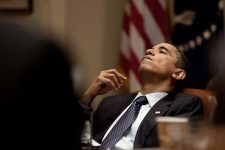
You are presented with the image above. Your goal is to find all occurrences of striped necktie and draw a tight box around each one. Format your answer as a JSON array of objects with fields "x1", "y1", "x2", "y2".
[{"x1": 101, "y1": 96, "x2": 148, "y2": 149}]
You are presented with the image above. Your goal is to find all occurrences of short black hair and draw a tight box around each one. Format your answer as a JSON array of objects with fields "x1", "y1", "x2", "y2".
[
  {"x1": 175, "y1": 47, "x2": 189, "y2": 73},
  {"x1": 173, "y1": 46, "x2": 190, "y2": 91}
]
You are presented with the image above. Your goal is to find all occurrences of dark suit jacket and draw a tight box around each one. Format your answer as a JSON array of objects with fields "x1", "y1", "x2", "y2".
[
  {"x1": 0, "y1": 22, "x2": 85, "y2": 149},
  {"x1": 93, "y1": 92, "x2": 203, "y2": 148}
]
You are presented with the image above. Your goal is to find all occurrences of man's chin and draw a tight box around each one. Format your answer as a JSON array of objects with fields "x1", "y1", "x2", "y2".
[
  {"x1": 138, "y1": 64, "x2": 153, "y2": 73},
  {"x1": 138, "y1": 68, "x2": 152, "y2": 78}
]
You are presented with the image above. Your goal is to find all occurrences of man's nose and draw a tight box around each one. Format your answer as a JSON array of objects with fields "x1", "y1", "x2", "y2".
[{"x1": 146, "y1": 49, "x2": 155, "y2": 56}]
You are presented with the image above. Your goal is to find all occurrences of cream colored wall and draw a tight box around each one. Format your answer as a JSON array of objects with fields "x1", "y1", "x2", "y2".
[
  {"x1": 1, "y1": 0, "x2": 126, "y2": 97},
  {"x1": 66, "y1": 0, "x2": 126, "y2": 94}
]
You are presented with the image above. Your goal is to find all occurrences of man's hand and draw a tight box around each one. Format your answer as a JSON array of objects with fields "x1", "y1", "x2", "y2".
[{"x1": 81, "y1": 69, "x2": 127, "y2": 106}]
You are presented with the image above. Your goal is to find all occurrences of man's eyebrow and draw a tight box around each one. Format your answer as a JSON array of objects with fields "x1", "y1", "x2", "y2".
[{"x1": 159, "y1": 46, "x2": 171, "y2": 54}]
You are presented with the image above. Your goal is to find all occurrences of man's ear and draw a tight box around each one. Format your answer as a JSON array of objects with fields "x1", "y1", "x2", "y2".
[{"x1": 172, "y1": 69, "x2": 186, "y2": 80}]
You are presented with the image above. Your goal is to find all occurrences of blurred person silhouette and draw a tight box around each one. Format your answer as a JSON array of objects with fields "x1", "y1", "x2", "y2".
[
  {"x1": 212, "y1": 63, "x2": 225, "y2": 125},
  {"x1": 206, "y1": 62, "x2": 225, "y2": 150},
  {"x1": 189, "y1": 32, "x2": 225, "y2": 150},
  {"x1": 0, "y1": 22, "x2": 85, "y2": 149},
  {"x1": 81, "y1": 43, "x2": 203, "y2": 149},
  {"x1": 210, "y1": 30, "x2": 225, "y2": 125}
]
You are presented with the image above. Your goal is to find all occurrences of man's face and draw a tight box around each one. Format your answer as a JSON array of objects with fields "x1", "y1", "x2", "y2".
[{"x1": 138, "y1": 43, "x2": 179, "y2": 78}]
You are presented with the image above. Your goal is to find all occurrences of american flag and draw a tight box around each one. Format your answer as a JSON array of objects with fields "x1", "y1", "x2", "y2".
[{"x1": 120, "y1": 0, "x2": 170, "y2": 92}]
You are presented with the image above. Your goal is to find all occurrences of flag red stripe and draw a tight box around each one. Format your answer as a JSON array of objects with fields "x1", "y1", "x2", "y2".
[
  {"x1": 144, "y1": 0, "x2": 169, "y2": 39},
  {"x1": 130, "y1": 1, "x2": 152, "y2": 49},
  {"x1": 119, "y1": 52, "x2": 129, "y2": 75},
  {"x1": 130, "y1": 49, "x2": 142, "y2": 84},
  {"x1": 122, "y1": 12, "x2": 130, "y2": 36}
]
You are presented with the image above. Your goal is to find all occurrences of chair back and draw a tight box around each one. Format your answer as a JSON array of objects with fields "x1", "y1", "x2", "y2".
[{"x1": 182, "y1": 88, "x2": 216, "y2": 122}]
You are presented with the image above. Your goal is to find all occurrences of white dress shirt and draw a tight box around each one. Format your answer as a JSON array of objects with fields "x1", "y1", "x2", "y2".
[{"x1": 94, "y1": 92, "x2": 168, "y2": 150}]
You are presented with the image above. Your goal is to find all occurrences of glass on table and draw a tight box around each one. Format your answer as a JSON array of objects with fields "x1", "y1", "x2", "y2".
[{"x1": 156, "y1": 116, "x2": 191, "y2": 150}]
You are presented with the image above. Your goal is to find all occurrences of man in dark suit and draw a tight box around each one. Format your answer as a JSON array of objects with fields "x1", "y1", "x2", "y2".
[
  {"x1": 0, "y1": 22, "x2": 85, "y2": 149},
  {"x1": 81, "y1": 43, "x2": 203, "y2": 149}
]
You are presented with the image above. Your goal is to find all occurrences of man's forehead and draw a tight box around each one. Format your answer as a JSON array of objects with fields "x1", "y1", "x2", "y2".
[{"x1": 155, "y1": 43, "x2": 177, "y2": 52}]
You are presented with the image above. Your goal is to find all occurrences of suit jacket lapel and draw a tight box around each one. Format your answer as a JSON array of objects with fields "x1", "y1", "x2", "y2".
[
  {"x1": 93, "y1": 93, "x2": 138, "y2": 142},
  {"x1": 134, "y1": 94, "x2": 174, "y2": 147},
  {"x1": 113, "y1": 93, "x2": 137, "y2": 116}
]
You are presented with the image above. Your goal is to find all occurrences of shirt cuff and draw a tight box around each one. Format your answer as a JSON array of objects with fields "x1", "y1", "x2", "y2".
[{"x1": 79, "y1": 101, "x2": 93, "y2": 114}]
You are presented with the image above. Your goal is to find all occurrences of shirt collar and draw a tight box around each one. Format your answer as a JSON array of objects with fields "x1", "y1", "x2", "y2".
[{"x1": 134, "y1": 92, "x2": 168, "y2": 107}]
